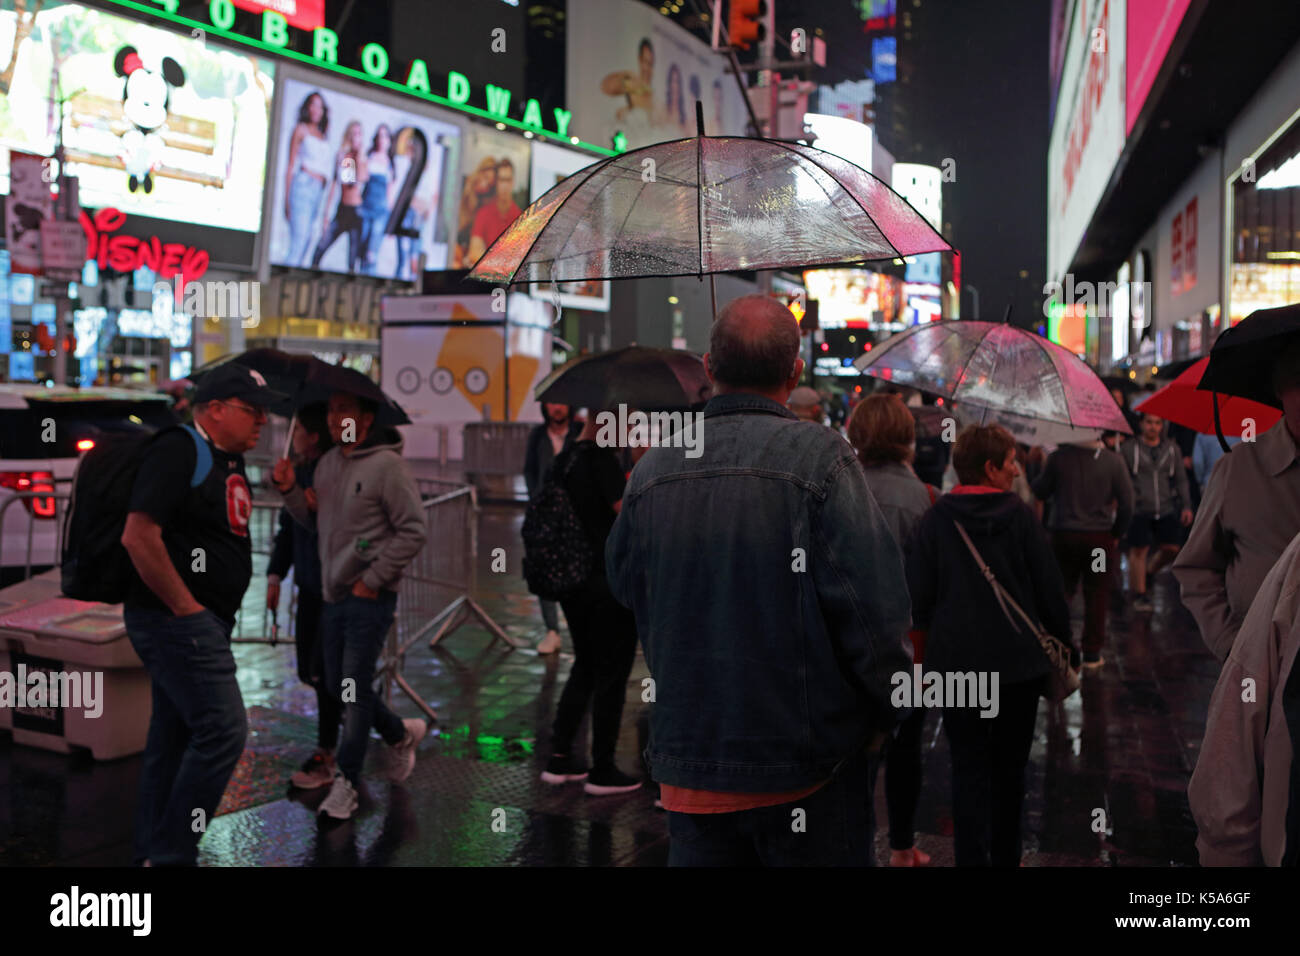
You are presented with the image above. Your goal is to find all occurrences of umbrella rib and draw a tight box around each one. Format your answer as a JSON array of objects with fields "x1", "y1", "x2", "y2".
[
  {"x1": 955, "y1": 323, "x2": 999, "y2": 401},
  {"x1": 783, "y1": 141, "x2": 953, "y2": 254},
  {"x1": 696, "y1": 136, "x2": 705, "y2": 276},
  {"x1": 1026, "y1": 333, "x2": 1075, "y2": 426},
  {"x1": 761, "y1": 140, "x2": 904, "y2": 259}
]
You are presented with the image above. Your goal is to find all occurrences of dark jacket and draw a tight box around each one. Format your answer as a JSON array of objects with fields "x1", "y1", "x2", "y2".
[
  {"x1": 524, "y1": 419, "x2": 582, "y2": 499},
  {"x1": 606, "y1": 392, "x2": 913, "y2": 793},
  {"x1": 268, "y1": 458, "x2": 322, "y2": 596},
  {"x1": 907, "y1": 489, "x2": 1074, "y2": 685},
  {"x1": 1032, "y1": 442, "x2": 1135, "y2": 537},
  {"x1": 1120, "y1": 436, "x2": 1191, "y2": 517}
]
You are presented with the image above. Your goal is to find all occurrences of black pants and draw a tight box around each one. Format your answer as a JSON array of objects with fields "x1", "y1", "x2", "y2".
[
  {"x1": 942, "y1": 678, "x2": 1041, "y2": 866},
  {"x1": 311, "y1": 204, "x2": 364, "y2": 272},
  {"x1": 885, "y1": 707, "x2": 926, "y2": 850},
  {"x1": 294, "y1": 588, "x2": 341, "y2": 751},
  {"x1": 554, "y1": 576, "x2": 637, "y2": 767},
  {"x1": 667, "y1": 752, "x2": 877, "y2": 866}
]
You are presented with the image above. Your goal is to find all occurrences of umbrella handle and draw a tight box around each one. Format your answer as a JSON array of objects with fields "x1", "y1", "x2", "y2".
[
  {"x1": 282, "y1": 410, "x2": 297, "y2": 461},
  {"x1": 1212, "y1": 392, "x2": 1231, "y2": 454}
]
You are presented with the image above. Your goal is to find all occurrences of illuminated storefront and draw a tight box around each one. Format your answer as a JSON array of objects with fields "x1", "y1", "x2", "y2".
[{"x1": 1228, "y1": 115, "x2": 1300, "y2": 323}]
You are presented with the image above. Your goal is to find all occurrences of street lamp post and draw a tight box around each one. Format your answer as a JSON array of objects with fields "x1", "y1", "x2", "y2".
[{"x1": 964, "y1": 284, "x2": 980, "y2": 320}]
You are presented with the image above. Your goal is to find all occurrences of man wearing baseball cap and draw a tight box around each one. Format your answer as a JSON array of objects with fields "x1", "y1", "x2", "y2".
[{"x1": 120, "y1": 363, "x2": 285, "y2": 866}]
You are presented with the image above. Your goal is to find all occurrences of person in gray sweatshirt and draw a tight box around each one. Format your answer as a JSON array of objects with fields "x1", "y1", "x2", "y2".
[
  {"x1": 1119, "y1": 414, "x2": 1193, "y2": 611},
  {"x1": 1032, "y1": 439, "x2": 1134, "y2": 669},
  {"x1": 273, "y1": 390, "x2": 429, "y2": 821}
]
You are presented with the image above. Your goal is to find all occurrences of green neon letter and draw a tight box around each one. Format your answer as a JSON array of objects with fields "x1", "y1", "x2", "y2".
[
  {"x1": 552, "y1": 108, "x2": 572, "y2": 138},
  {"x1": 522, "y1": 98, "x2": 543, "y2": 128},
  {"x1": 447, "y1": 71, "x2": 471, "y2": 105},
  {"x1": 361, "y1": 43, "x2": 389, "y2": 79},
  {"x1": 312, "y1": 27, "x2": 338, "y2": 64},
  {"x1": 209, "y1": 0, "x2": 235, "y2": 30},
  {"x1": 485, "y1": 84, "x2": 512, "y2": 118},
  {"x1": 405, "y1": 59, "x2": 430, "y2": 93},
  {"x1": 263, "y1": 11, "x2": 288, "y2": 48}
]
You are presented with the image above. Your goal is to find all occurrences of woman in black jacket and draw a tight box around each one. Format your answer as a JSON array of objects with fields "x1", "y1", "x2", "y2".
[{"x1": 905, "y1": 424, "x2": 1075, "y2": 867}]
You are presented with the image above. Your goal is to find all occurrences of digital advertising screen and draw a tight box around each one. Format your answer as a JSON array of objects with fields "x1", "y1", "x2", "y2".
[
  {"x1": 450, "y1": 125, "x2": 531, "y2": 271},
  {"x1": 566, "y1": 0, "x2": 752, "y2": 151},
  {"x1": 526, "y1": 140, "x2": 609, "y2": 312},
  {"x1": 0, "y1": 0, "x2": 276, "y2": 233},
  {"x1": 268, "y1": 74, "x2": 460, "y2": 279}
]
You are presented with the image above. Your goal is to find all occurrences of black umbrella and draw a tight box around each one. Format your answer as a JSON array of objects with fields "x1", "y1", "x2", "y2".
[
  {"x1": 191, "y1": 348, "x2": 410, "y2": 426},
  {"x1": 1199, "y1": 302, "x2": 1300, "y2": 408},
  {"x1": 535, "y1": 346, "x2": 711, "y2": 411},
  {"x1": 1197, "y1": 301, "x2": 1300, "y2": 449}
]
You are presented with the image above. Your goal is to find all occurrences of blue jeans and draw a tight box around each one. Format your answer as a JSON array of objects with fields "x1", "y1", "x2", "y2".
[
  {"x1": 322, "y1": 592, "x2": 405, "y2": 783},
  {"x1": 124, "y1": 607, "x2": 247, "y2": 866},
  {"x1": 665, "y1": 751, "x2": 878, "y2": 866},
  {"x1": 286, "y1": 170, "x2": 325, "y2": 266},
  {"x1": 359, "y1": 208, "x2": 389, "y2": 275}
]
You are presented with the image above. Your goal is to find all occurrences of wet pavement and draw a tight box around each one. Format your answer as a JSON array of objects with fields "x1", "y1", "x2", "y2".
[{"x1": 0, "y1": 502, "x2": 1216, "y2": 866}]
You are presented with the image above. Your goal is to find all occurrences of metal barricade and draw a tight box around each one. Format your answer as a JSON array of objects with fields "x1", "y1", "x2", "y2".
[
  {"x1": 0, "y1": 490, "x2": 71, "y2": 581},
  {"x1": 462, "y1": 422, "x2": 531, "y2": 500},
  {"x1": 379, "y1": 481, "x2": 521, "y2": 722}
]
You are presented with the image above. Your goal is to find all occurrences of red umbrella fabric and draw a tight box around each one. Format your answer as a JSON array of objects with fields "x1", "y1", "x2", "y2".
[{"x1": 1135, "y1": 357, "x2": 1282, "y2": 436}]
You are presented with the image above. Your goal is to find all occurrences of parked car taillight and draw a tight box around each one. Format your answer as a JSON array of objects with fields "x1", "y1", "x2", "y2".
[{"x1": 0, "y1": 471, "x2": 56, "y2": 518}]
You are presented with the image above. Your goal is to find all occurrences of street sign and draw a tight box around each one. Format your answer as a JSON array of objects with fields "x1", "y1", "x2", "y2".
[{"x1": 40, "y1": 220, "x2": 87, "y2": 280}]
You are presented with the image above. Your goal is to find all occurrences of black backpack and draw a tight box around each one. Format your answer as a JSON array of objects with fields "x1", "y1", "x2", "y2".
[
  {"x1": 61, "y1": 425, "x2": 212, "y2": 604},
  {"x1": 521, "y1": 451, "x2": 595, "y2": 600}
]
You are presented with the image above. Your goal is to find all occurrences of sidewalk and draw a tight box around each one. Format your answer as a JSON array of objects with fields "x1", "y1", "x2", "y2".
[{"x1": 0, "y1": 504, "x2": 1214, "y2": 866}]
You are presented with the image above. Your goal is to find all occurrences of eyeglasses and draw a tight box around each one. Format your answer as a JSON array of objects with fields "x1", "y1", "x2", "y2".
[{"x1": 219, "y1": 399, "x2": 267, "y2": 423}]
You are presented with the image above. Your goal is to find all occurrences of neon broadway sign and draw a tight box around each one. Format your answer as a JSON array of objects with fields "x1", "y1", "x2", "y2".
[{"x1": 106, "y1": 0, "x2": 616, "y2": 154}]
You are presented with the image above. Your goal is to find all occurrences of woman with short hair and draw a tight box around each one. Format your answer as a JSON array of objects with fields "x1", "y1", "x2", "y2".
[
  {"x1": 847, "y1": 393, "x2": 937, "y2": 867},
  {"x1": 905, "y1": 424, "x2": 1075, "y2": 866}
]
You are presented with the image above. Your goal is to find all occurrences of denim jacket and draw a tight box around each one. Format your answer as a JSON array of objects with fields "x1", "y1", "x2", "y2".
[{"x1": 605, "y1": 392, "x2": 913, "y2": 792}]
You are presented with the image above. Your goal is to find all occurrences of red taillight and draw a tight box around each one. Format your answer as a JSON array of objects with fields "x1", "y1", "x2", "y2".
[
  {"x1": 0, "y1": 471, "x2": 56, "y2": 518},
  {"x1": 76, "y1": 439, "x2": 95, "y2": 452}
]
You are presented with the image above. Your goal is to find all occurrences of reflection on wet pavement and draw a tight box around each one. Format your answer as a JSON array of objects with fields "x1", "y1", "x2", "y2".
[{"x1": 0, "y1": 505, "x2": 1214, "y2": 865}]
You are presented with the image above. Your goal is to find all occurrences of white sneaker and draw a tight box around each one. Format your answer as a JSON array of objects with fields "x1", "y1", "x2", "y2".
[
  {"x1": 388, "y1": 718, "x2": 428, "y2": 782},
  {"x1": 319, "y1": 771, "x2": 358, "y2": 820}
]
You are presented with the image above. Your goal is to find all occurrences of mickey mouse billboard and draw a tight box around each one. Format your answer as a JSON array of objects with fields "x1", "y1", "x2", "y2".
[{"x1": 0, "y1": 1, "x2": 275, "y2": 232}]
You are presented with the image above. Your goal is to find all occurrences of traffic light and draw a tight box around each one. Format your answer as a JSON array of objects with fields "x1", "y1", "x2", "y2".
[{"x1": 729, "y1": 0, "x2": 768, "y2": 50}]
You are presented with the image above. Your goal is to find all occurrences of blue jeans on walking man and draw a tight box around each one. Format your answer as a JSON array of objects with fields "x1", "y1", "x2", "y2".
[
  {"x1": 322, "y1": 591, "x2": 406, "y2": 783},
  {"x1": 125, "y1": 607, "x2": 247, "y2": 866}
]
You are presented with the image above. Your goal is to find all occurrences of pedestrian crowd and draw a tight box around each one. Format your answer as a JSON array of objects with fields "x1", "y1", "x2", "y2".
[{"x1": 113, "y1": 296, "x2": 1300, "y2": 867}]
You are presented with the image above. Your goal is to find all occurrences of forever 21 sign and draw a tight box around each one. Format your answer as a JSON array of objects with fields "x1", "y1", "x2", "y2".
[{"x1": 263, "y1": 275, "x2": 401, "y2": 326}]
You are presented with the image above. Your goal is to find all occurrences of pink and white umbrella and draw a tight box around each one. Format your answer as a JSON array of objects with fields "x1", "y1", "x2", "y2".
[{"x1": 854, "y1": 321, "x2": 1132, "y2": 445}]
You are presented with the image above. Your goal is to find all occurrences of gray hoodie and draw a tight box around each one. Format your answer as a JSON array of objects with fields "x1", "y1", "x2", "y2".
[
  {"x1": 282, "y1": 426, "x2": 427, "y2": 603},
  {"x1": 1119, "y1": 436, "x2": 1190, "y2": 517}
]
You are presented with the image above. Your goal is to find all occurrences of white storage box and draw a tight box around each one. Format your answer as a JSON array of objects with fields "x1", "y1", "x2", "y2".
[{"x1": 0, "y1": 588, "x2": 149, "y2": 760}]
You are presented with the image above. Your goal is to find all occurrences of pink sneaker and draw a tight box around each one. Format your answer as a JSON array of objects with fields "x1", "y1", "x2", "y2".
[{"x1": 290, "y1": 748, "x2": 336, "y2": 789}]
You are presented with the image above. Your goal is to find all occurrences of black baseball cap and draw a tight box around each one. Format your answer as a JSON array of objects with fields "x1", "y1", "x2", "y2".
[{"x1": 194, "y1": 363, "x2": 288, "y2": 407}]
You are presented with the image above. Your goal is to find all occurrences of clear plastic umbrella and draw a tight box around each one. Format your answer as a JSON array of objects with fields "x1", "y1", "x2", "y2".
[
  {"x1": 854, "y1": 322, "x2": 1131, "y2": 444},
  {"x1": 469, "y1": 115, "x2": 951, "y2": 287}
]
